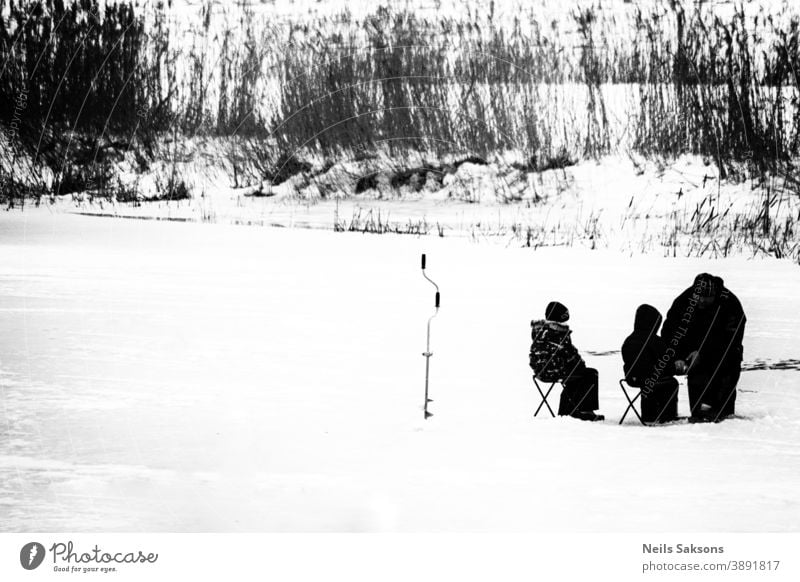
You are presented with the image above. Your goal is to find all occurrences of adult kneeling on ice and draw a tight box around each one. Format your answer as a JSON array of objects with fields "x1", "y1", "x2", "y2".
[
  {"x1": 621, "y1": 304, "x2": 687, "y2": 423},
  {"x1": 529, "y1": 301, "x2": 604, "y2": 421},
  {"x1": 661, "y1": 273, "x2": 746, "y2": 422}
]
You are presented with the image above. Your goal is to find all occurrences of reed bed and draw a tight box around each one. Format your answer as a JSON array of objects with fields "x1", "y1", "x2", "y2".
[{"x1": 1, "y1": 0, "x2": 799, "y2": 256}]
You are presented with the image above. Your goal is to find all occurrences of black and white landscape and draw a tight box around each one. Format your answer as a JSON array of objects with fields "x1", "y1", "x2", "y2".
[{"x1": 0, "y1": 0, "x2": 799, "y2": 532}]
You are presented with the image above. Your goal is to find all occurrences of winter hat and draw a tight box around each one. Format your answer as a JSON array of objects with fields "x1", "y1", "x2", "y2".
[
  {"x1": 693, "y1": 273, "x2": 719, "y2": 298},
  {"x1": 633, "y1": 304, "x2": 662, "y2": 332},
  {"x1": 545, "y1": 301, "x2": 570, "y2": 323}
]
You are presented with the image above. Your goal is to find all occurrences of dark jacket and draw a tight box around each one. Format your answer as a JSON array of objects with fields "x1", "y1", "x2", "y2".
[
  {"x1": 661, "y1": 278, "x2": 746, "y2": 373},
  {"x1": 622, "y1": 304, "x2": 680, "y2": 389},
  {"x1": 529, "y1": 319, "x2": 584, "y2": 382}
]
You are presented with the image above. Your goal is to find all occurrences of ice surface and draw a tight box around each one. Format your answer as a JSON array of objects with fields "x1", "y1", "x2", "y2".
[{"x1": 0, "y1": 212, "x2": 798, "y2": 531}]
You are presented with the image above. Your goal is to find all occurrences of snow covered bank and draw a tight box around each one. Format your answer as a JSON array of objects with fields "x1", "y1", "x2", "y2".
[
  {"x1": 53, "y1": 152, "x2": 800, "y2": 260},
  {"x1": 0, "y1": 212, "x2": 798, "y2": 531}
]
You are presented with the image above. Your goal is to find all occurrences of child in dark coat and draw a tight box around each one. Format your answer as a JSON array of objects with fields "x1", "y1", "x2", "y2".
[
  {"x1": 530, "y1": 301, "x2": 603, "y2": 421},
  {"x1": 621, "y1": 304, "x2": 687, "y2": 423}
]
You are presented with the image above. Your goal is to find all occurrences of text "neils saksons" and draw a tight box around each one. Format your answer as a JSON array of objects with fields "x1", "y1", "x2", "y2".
[
  {"x1": 50, "y1": 542, "x2": 158, "y2": 564},
  {"x1": 644, "y1": 544, "x2": 724, "y2": 554}
]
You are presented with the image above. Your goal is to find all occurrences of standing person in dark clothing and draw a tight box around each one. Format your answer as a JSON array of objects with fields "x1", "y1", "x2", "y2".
[
  {"x1": 661, "y1": 274, "x2": 746, "y2": 422},
  {"x1": 621, "y1": 304, "x2": 688, "y2": 423},
  {"x1": 529, "y1": 301, "x2": 604, "y2": 421}
]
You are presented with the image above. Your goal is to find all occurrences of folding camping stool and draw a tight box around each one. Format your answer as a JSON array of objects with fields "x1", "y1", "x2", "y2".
[
  {"x1": 532, "y1": 375, "x2": 560, "y2": 418},
  {"x1": 618, "y1": 379, "x2": 646, "y2": 425}
]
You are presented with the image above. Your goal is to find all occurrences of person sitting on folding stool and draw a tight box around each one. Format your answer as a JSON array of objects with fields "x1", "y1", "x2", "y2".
[
  {"x1": 529, "y1": 301, "x2": 604, "y2": 421},
  {"x1": 621, "y1": 304, "x2": 687, "y2": 423}
]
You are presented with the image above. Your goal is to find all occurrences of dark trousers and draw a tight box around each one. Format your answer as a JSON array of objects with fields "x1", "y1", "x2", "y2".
[
  {"x1": 641, "y1": 378, "x2": 679, "y2": 423},
  {"x1": 688, "y1": 366, "x2": 741, "y2": 420},
  {"x1": 559, "y1": 366, "x2": 599, "y2": 415}
]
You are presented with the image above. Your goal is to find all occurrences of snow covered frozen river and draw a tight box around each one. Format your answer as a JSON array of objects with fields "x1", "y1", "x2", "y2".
[{"x1": 1, "y1": 212, "x2": 798, "y2": 531}]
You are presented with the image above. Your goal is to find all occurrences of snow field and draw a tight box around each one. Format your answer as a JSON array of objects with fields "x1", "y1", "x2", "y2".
[{"x1": 0, "y1": 211, "x2": 798, "y2": 531}]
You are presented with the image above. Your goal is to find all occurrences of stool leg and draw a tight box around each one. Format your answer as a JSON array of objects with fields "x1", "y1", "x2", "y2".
[
  {"x1": 619, "y1": 380, "x2": 630, "y2": 424},
  {"x1": 533, "y1": 379, "x2": 556, "y2": 418},
  {"x1": 542, "y1": 383, "x2": 556, "y2": 417},
  {"x1": 632, "y1": 391, "x2": 644, "y2": 424},
  {"x1": 619, "y1": 381, "x2": 645, "y2": 425}
]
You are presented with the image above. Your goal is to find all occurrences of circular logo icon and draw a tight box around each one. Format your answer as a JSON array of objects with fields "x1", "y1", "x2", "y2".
[{"x1": 20, "y1": 542, "x2": 46, "y2": 570}]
